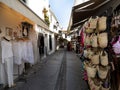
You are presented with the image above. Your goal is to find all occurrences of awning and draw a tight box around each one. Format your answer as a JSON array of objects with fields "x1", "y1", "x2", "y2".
[{"x1": 71, "y1": 0, "x2": 112, "y2": 29}]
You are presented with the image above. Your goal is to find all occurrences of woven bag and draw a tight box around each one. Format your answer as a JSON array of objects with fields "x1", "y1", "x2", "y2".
[
  {"x1": 85, "y1": 28, "x2": 94, "y2": 34},
  {"x1": 98, "y1": 33, "x2": 108, "y2": 48},
  {"x1": 101, "y1": 86, "x2": 110, "y2": 90},
  {"x1": 92, "y1": 83, "x2": 100, "y2": 90},
  {"x1": 98, "y1": 16, "x2": 107, "y2": 31},
  {"x1": 91, "y1": 78, "x2": 101, "y2": 90},
  {"x1": 98, "y1": 66, "x2": 108, "y2": 79},
  {"x1": 91, "y1": 34, "x2": 98, "y2": 47},
  {"x1": 86, "y1": 64, "x2": 97, "y2": 78},
  {"x1": 85, "y1": 35, "x2": 91, "y2": 46},
  {"x1": 89, "y1": 17, "x2": 98, "y2": 29},
  {"x1": 87, "y1": 49, "x2": 93, "y2": 59},
  {"x1": 100, "y1": 51, "x2": 108, "y2": 66},
  {"x1": 91, "y1": 52, "x2": 100, "y2": 65}
]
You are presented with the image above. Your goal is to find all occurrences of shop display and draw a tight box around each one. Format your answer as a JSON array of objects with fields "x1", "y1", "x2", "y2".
[
  {"x1": 98, "y1": 16, "x2": 107, "y2": 31},
  {"x1": 0, "y1": 22, "x2": 34, "y2": 88},
  {"x1": 77, "y1": 15, "x2": 112, "y2": 90}
]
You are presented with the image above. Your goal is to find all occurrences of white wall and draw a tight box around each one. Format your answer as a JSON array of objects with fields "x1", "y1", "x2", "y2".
[
  {"x1": 0, "y1": 0, "x2": 49, "y2": 30},
  {"x1": 49, "y1": 12, "x2": 59, "y2": 34},
  {"x1": 27, "y1": 0, "x2": 49, "y2": 20}
]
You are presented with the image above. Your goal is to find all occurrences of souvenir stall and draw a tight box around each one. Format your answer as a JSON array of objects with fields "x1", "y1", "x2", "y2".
[
  {"x1": 80, "y1": 6, "x2": 120, "y2": 89},
  {"x1": 0, "y1": 5, "x2": 35, "y2": 88},
  {"x1": 70, "y1": 0, "x2": 120, "y2": 89},
  {"x1": 83, "y1": 15, "x2": 111, "y2": 90},
  {"x1": 0, "y1": 22, "x2": 35, "y2": 88}
]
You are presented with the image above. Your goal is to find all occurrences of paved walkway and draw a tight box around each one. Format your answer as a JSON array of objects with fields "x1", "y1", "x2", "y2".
[{"x1": 5, "y1": 49, "x2": 88, "y2": 90}]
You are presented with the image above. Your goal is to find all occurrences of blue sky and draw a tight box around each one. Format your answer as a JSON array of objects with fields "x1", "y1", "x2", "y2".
[{"x1": 49, "y1": 0, "x2": 74, "y2": 30}]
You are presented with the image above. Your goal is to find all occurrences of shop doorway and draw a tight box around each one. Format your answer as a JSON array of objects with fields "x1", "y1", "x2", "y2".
[
  {"x1": 38, "y1": 33, "x2": 45, "y2": 57},
  {"x1": 49, "y1": 35, "x2": 52, "y2": 50}
]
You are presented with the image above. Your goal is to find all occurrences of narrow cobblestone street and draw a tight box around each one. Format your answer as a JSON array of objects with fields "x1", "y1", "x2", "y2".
[{"x1": 5, "y1": 49, "x2": 88, "y2": 90}]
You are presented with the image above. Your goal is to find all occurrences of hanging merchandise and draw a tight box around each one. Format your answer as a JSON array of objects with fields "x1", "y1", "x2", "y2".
[
  {"x1": 85, "y1": 62, "x2": 97, "y2": 78},
  {"x1": 80, "y1": 13, "x2": 112, "y2": 89},
  {"x1": 85, "y1": 28, "x2": 94, "y2": 34},
  {"x1": 101, "y1": 78, "x2": 110, "y2": 90},
  {"x1": 100, "y1": 51, "x2": 108, "y2": 66},
  {"x1": 12, "y1": 41, "x2": 22, "y2": 65},
  {"x1": 92, "y1": 78, "x2": 101, "y2": 90},
  {"x1": 97, "y1": 66, "x2": 109, "y2": 80},
  {"x1": 101, "y1": 86, "x2": 110, "y2": 90},
  {"x1": 91, "y1": 52, "x2": 100, "y2": 65},
  {"x1": 112, "y1": 36, "x2": 120, "y2": 54},
  {"x1": 1, "y1": 39, "x2": 14, "y2": 88},
  {"x1": 22, "y1": 40, "x2": 34, "y2": 64},
  {"x1": 91, "y1": 34, "x2": 98, "y2": 48},
  {"x1": 84, "y1": 35, "x2": 91, "y2": 46},
  {"x1": 98, "y1": 16, "x2": 107, "y2": 32},
  {"x1": 87, "y1": 49, "x2": 94, "y2": 60},
  {"x1": 26, "y1": 41, "x2": 34, "y2": 64},
  {"x1": 98, "y1": 33, "x2": 108, "y2": 48},
  {"x1": 89, "y1": 16, "x2": 98, "y2": 29},
  {"x1": 85, "y1": 21, "x2": 94, "y2": 34}
]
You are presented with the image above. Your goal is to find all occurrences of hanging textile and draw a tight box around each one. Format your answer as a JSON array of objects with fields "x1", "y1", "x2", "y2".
[
  {"x1": 12, "y1": 41, "x2": 22, "y2": 65},
  {"x1": 0, "y1": 40, "x2": 14, "y2": 87},
  {"x1": 26, "y1": 41, "x2": 34, "y2": 64}
]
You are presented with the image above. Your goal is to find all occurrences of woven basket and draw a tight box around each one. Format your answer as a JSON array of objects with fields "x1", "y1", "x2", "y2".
[
  {"x1": 98, "y1": 16, "x2": 107, "y2": 32},
  {"x1": 98, "y1": 33, "x2": 108, "y2": 48},
  {"x1": 100, "y1": 51, "x2": 108, "y2": 66},
  {"x1": 85, "y1": 35, "x2": 91, "y2": 46},
  {"x1": 89, "y1": 17, "x2": 98, "y2": 29},
  {"x1": 91, "y1": 53, "x2": 100, "y2": 65},
  {"x1": 86, "y1": 64, "x2": 97, "y2": 78},
  {"x1": 85, "y1": 28, "x2": 94, "y2": 34},
  {"x1": 92, "y1": 34, "x2": 98, "y2": 48},
  {"x1": 92, "y1": 78, "x2": 101, "y2": 90},
  {"x1": 101, "y1": 86, "x2": 110, "y2": 90},
  {"x1": 87, "y1": 49, "x2": 93, "y2": 59},
  {"x1": 98, "y1": 66, "x2": 108, "y2": 79}
]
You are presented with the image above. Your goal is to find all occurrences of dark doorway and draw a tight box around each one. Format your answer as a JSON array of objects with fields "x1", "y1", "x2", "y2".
[
  {"x1": 38, "y1": 33, "x2": 45, "y2": 56},
  {"x1": 49, "y1": 35, "x2": 52, "y2": 50}
]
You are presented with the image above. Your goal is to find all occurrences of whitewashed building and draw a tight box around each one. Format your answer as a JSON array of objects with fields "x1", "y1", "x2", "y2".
[
  {"x1": 25, "y1": 0, "x2": 60, "y2": 55},
  {"x1": 0, "y1": 0, "x2": 60, "y2": 87}
]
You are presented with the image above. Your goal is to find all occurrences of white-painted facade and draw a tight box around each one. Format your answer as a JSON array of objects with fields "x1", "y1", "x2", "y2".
[
  {"x1": 25, "y1": 0, "x2": 60, "y2": 55},
  {"x1": 0, "y1": 0, "x2": 60, "y2": 87}
]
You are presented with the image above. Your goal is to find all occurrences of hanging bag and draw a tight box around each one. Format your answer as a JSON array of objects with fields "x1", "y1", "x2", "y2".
[
  {"x1": 91, "y1": 52, "x2": 100, "y2": 65},
  {"x1": 100, "y1": 51, "x2": 108, "y2": 66},
  {"x1": 101, "y1": 86, "x2": 110, "y2": 90},
  {"x1": 98, "y1": 33, "x2": 108, "y2": 48},
  {"x1": 85, "y1": 28, "x2": 94, "y2": 34},
  {"x1": 98, "y1": 16, "x2": 107, "y2": 32},
  {"x1": 85, "y1": 20, "x2": 94, "y2": 33},
  {"x1": 91, "y1": 34, "x2": 98, "y2": 47},
  {"x1": 87, "y1": 49, "x2": 93, "y2": 59},
  {"x1": 98, "y1": 66, "x2": 109, "y2": 79},
  {"x1": 92, "y1": 78, "x2": 101, "y2": 90},
  {"x1": 85, "y1": 35, "x2": 91, "y2": 46},
  {"x1": 101, "y1": 70, "x2": 110, "y2": 90},
  {"x1": 89, "y1": 17, "x2": 98, "y2": 29},
  {"x1": 86, "y1": 64, "x2": 97, "y2": 78}
]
